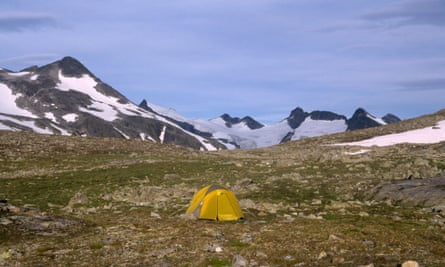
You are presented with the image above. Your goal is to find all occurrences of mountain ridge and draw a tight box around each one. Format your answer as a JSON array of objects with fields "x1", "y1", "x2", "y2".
[{"x1": 0, "y1": 56, "x2": 402, "y2": 150}]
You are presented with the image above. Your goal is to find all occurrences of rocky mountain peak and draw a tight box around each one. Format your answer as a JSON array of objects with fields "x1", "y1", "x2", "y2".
[
  {"x1": 241, "y1": 116, "x2": 264, "y2": 130},
  {"x1": 383, "y1": 113, "x2": 401, "y2": 124},
  {"x1": 57, "y1": 56, "x2": 93, "y2": 77},
  {"x1": 220, "y1": 114, "x2": 264, "y2": 129},
  {"x1": 309, "y1": 111, "x2": 347, "y2": 121},
  {"x1": 287, "y1": 107, "x2": 308, "y2": 129},
  {"x1": 139, "y1": 99, "x2": 155, "y2": 113},
  {"x1": 347, "y1": 108, "x2": 382, "y2": 131}
]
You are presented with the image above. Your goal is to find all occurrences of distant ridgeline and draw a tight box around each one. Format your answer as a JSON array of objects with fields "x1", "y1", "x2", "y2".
[{"x1": 0, "y1": 56, "x2": 400, "y2": 150}]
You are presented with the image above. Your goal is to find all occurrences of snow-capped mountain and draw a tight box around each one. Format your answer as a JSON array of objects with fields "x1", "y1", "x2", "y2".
[
  {"x1": 0, "y1": 57, "x2": 223, "y2": 150},
  {"x1": 140, "y1": 99, "x2": 399, "y2": 149},
  {"x1": 0, "y1": 57, "x2": 401, "y2": 150}
]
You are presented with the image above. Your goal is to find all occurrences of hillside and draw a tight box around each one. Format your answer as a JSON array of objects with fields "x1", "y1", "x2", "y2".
[{"x1": 0, "y1": 109, "x2": 444, "y2": 266}]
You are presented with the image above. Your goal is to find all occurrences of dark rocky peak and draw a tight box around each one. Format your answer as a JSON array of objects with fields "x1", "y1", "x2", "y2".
[
  {"x1": 57, "y1": 56, "x2": 94, "y2": 77},
  {"x1": 220, "y1": 113, "x2": 234, "y2": 123},
  {"x1": 139, "y1": 99, "x2": 155, "y2": 113},
  {"x1": 220, "y1": 113, "x2": 242, "y2": 128},
  {"x1": 351, "y1": 108, "x2": 367, "y2": 117},
  {"x1": 33, "y1": 56, "x2": 94, "y2": 82},
  {"x1": 36, "y1": 56, "x2": 93, "y2": 79},
  {"x1": 383, "y1": 113, "x2": 401, "y2": 124},
  {"x1": 220, "y1": 114, "x2": 263, "y2": 129},
  {"x1": 309, "y1": 110, "x2": 346, "y2": 121},
  {"x1": 240, "y1": 116, "x2": 264, "y2": 130},
  {"x1": 287, "y1": 107, "x2": 308, "y2": 129},
  {"x1": 347, "y1": 108, "x2": 381, "y2": 131}
]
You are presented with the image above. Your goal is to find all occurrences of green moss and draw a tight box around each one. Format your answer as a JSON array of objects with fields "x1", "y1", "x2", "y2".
[
  {"x1": 89, "y1": 242, "x2": 104, "y2": 250},
  {"x1": 229, "y1": 240, "x2": 249, "y2": 248},
  {"x1": 207, "y1": 258, "x2": 231, "y2": 267},
  {"x1": 36, "y1": 246, "x2": 54, "y2": 254}
]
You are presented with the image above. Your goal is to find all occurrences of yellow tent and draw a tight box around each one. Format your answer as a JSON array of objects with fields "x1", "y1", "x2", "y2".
[{"x1": 186, "y1": 185, "x2": 243, "y2": 221}]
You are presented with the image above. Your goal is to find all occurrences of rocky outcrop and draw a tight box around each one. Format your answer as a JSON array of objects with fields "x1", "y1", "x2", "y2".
[
  {"x1": 382, "y1": 113, "x2": 401, "y2": 124},
  {"x1": 220, "y1": 114, "x2": 264, "y2": 129},
  {"x1": 368, "y1": 174, "x2": 445, "y2": 207}
]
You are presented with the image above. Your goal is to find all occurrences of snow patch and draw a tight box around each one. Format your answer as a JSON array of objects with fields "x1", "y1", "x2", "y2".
[
  {"x1": 62, "y1": 113, "x2": 78, "y2": 122},
  {"x1": 0, "y1": 83, "x2": 36, "y2": 118},
  {"x1": 57, "y1": 70, "x2": 97, "y2": 92},
  {"x1": 8, "y1": 71, "x2": 30, "y2": 77},
  {"x1": 30, "y1": 74, "x2": 39, "y2": 81},
  {"x1": 0, "y1": 114, "x2": 53, "y2": 134},
  {"x1": 159, "y1": 126, "x2": 167, "y2": 143},
  {"x1": 79, "y1": 102, "x2": 119, "y2": 121},
  {"x1": 336, "y1": 120, "x2": 445, "y2": 147},
  {"x1": 44, "y1": 112, "x2": 56, "y2": 121},
  {"x1": 140, "y1": 132, "x2": 156, "y2": 142},
  {"x1": 56, "y1": 71, "x2": 161, "y2": 122},
  {"x1": 113, "y1": 127, "x2": 130, "y2": 139},
  {"x1": 366, "y1": 113, "x2": 386, "y2": 125},
  {"x1": 344, "y1": 149, "x2": 370, "y2": 155}
]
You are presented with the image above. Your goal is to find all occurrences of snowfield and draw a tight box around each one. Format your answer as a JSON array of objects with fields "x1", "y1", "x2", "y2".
[
  {"x1": 291, "y1": 118, "x2": 347, "y2": 141},
  {"x1": 0, "y1": 83, "x2": 36, "y2": 118},
  {"x1": 146, "y1": 99, "x2": 350, "y2": 149},
  {"x1": 336, "y1": 120, "x2": 445, "y2": 147}
]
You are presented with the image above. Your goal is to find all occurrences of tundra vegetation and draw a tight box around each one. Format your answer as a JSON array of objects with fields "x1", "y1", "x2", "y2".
[{"x1": 1, "y1": 110, "x2": 445, "y2": 266}]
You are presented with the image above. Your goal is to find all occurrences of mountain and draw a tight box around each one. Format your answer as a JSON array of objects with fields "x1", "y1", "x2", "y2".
[
  {"x1": 347, "y1": 108, "x2": 401, "y2": 131},
  {"x1": 220, "y1": 114, "x2": 264, "y2": 130},
  {"x1": 0, "y1": 57, "x2": 401, "y2": 150},
  {"x1": 0, "y1": 57, "x2": 224, "y2": 151}
]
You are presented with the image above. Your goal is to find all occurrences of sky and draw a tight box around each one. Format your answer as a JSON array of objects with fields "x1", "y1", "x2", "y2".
[{"x1": 0, "y1": 0, "x2": 444, "y2": 124}]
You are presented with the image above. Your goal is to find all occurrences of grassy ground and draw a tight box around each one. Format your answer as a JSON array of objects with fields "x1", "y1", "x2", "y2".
[{"x1": 1, "y1": 122, "x2": 445, "y2": 266}]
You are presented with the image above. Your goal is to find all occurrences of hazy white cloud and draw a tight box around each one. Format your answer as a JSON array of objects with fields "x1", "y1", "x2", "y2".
[
  {"x1": 0, "y1": 12, "x2": 56, "y2": 32},
  {"x1": 0, "y1": 54, "x2": 61, "y2": 67},
  {"x1": 361, "y1": 0, "x2": 445, "y2": 28},
  {"x1": 399, "y1": 78, "x2": 445, "y2": 91}
]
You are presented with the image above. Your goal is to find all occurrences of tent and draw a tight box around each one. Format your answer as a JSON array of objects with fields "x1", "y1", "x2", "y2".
[{"x1": 186, "y1": 185, "x2": 243, "y2": 221}]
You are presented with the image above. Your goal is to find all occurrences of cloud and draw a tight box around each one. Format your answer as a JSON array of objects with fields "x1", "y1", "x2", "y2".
[
  {"x1": 0, "y1": 12, "x2": 56, "y2": 32},
  {"x1": 0, "y1": 54, "x2": 61, "y2": 69},
  {"x1": 398, "y1": 78, "x2": 445, "y2": 91},
  {"x1": 361, "y1": 0, "x2": 445, "y2": 28}
]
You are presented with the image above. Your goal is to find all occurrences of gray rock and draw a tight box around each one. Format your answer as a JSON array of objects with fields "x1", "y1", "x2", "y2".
[
  {"x1": 238, "y1": 199, "x2": 257, "y2": 210},
  {"x1": 232, "y1": 254, "x2": 248, "y2": 267},
  {"x1": 432, "y1": 205, "x2": 445, "y2": 215},
  {"x1": 68, "y1": 191, "x2": 89, "y2": 206},
  {"x1": 369, "y1": 175, "x2": 445, "y2": 207},
  {"x1": 0, "y1": 218, "x2": 13, "y2": 225},
  {"x1": 150, "y1": 211, "x2": 161, "y2": 218}
]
